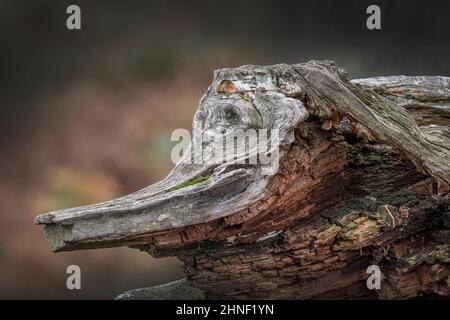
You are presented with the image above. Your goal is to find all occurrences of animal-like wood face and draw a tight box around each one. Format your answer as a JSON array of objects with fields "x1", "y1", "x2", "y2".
[
  {"x1": 35, "y1": 61, "x2": 449, "y2": 253},
  {"x1": 189, "y1": 72, "x2": 307, "y2": 175},
  {"x1": 34, "y1": 65, "x2": 308, "y2": 252}
]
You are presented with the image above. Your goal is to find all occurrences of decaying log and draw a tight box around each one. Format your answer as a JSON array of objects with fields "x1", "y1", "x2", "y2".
[{"x1": 35, "y1": 61, "x2": 450, "y2": 299}]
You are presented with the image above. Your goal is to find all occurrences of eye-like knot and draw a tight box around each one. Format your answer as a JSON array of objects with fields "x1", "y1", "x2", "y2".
[{"x1": 224, "y1": 106, "x2": 241, "y2": 125}]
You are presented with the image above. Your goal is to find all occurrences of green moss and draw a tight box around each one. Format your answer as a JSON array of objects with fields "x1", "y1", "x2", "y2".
[
  {"x1": 239, "y1": 93, "x2": 251, "y2": 102},
  {"x1": 171, "y1": 175, "x2": 210, "y2": 191},
  {"x1": 136, "y1": 175, "x2": 210, "y2": 201},
  {"x1": 399, "y1": 245, "x2": 450, "y2": 272}
]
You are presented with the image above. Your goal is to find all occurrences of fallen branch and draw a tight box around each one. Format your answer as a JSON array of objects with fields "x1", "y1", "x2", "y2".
[{"x1": 35, "y1": 61, "x2": 450, "y2": 299}]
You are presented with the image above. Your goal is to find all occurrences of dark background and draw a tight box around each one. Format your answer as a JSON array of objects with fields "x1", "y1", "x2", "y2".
[{"x1": 0, "y1": 0, "x2": 449, "y2": 299}]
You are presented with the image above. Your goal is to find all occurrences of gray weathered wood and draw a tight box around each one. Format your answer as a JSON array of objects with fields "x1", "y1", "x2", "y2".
[{"x1": 35, "y1": 61, "x2": 450, "y2": 254}]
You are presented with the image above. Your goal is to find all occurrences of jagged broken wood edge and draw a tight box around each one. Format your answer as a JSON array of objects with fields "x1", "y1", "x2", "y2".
[{"x1": 34, "y1": 60, "x2": 450, "y2": 253}]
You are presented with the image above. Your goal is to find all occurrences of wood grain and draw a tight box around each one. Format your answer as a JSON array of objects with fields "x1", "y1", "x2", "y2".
[{"x1": 35, "y1": 61, "x2": 450, "y2": 299}]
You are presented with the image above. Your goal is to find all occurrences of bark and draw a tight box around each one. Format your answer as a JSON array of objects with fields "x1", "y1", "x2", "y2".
[{"x1": 35, "y1": 61, "x2": 450, "y2": 299}]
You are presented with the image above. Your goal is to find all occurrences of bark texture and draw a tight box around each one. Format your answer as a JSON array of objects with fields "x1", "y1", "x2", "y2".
[{"x1": 35, "y1": 61, "x2": 450, "y2": 299}]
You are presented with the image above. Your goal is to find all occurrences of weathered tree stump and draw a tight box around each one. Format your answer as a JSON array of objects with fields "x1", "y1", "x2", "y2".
[{"x1": 35, "y1": 61, "x2": 450, "y2": 299}]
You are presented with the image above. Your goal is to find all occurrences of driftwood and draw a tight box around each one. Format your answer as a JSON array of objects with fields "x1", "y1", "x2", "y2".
[{"x1": 35, "y1": 61, "x2": 450, "y2": 299}]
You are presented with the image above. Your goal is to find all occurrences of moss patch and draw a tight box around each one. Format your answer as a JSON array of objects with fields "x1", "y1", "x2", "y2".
[{"x1": 171, "y1": 175, "x2": 210, "y2": 191}]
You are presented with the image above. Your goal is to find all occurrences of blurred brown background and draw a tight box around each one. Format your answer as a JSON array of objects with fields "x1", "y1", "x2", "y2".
[{"x1": 0, "y1": 0, "x2": 449, "y2": 299}]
